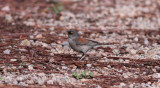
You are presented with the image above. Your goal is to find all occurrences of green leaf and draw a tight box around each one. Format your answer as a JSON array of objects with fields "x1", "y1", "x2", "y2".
[
  {"x1": 89, "y1": 72, "x2": 93, "y2": 77},
  {"x1": 81, "y1": 70, "x2": 87, "y2": 77},
  {"x1": 88, "y1": 72, "x2": 93, "y2": 79},
  {"x1": 0, "y1": 77, "x2": 3, "y2": 80},
  {"x1": 72, "y1": 73, "x2": 80, "y2": 79}
]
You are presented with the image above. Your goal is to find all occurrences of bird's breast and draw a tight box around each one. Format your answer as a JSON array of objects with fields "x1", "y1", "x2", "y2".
[{"x1": 68, "y1": 39, "x2": 79, "y2": 51}]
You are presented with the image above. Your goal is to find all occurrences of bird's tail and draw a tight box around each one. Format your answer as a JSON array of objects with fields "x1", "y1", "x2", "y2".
[
  {"x1": 99, "y1": 42, "x2": 119, "y2": 45},
  {"x1": 95, "y1": 42, "x2": 119, "y2": 48}
]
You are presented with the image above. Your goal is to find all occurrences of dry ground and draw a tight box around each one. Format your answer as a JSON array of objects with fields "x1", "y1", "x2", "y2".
[{"x1": 0, "y1": 0, "x2": 160, "y2": 88}]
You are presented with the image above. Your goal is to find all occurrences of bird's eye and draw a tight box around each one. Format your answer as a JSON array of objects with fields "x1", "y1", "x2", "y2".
[{"x1": 69, "y1": 31, "x2": 73, "y2": 34}]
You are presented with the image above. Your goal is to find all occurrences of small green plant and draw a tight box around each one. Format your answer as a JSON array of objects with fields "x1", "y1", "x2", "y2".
[
  {"x1": 72, "y1": 73, "x2": 81, "y2": 79},
  {"x1": 0, "y1": 77, "x2": 3, "y2": 80},
  {"x1": 53, "y1": 2, "x2": 64, "y2": 16},
  {"x1": 72, "y1": 70, "x2": 93, "y2": 79},
  {"x1": 19, "y1": 62, "x2": 27, "y2": 66},
  {"x1": 49, "y1": 0, "x2": 64, "y2": 17}
]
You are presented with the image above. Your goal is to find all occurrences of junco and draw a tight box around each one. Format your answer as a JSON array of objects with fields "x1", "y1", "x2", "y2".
[{"x1": 67, "y1": 29, "x2": 108, "y2": 60}]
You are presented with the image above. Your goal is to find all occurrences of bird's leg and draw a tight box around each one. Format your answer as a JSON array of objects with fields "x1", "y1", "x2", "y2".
[{"x1": 79, "y1": 53, "x2": 86, "y2": 61}]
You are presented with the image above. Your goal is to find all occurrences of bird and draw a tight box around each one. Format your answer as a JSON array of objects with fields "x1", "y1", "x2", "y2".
[{"x1": 67, "y1": 29, "x2": 109, "y2": 60}]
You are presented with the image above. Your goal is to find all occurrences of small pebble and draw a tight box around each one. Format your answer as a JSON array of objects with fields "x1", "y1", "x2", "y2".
[
  {"x1": 3, "y1": 49, "x2": 11, "y2": 54},
  {"x1": 49, "y1": 58, "x2": 55, "y2": 63},
  {"x1": 120, "y1": 83, "x2": 126, "y2": 86},
  {"x1": 28, "y1": 65, "x2": 34, "y2": 70},
  {"x1": 38, "y1": 80, "x2": 45, "y2": 85},
  {"x1": 62, "y1": 66, "x2": 68, "y2": 70},
  {"x1": 134, "y1": 37, "x2": 138, "y2": 42},
  {"x1": 5, "y1": 14, "x2": 13, "y2": 22},
  {"x1": 81, "y1": 79, "x2": 87, "y2": 82},
  {"x1": 1, "y1": 6, "x2": 10, "y2": 11},
  {"x1": 13, "y1": 80, "x2": 18, "y2": 84},
  {"x1": 17, "y1": 76, "x2": 23, "y2": 81},
  {"x1": 21, "y1": 39, "x2": 31, "y2": 46},
  {"x1": 35, "y1": 34, "x2": 43, "y2": 38},
  {"x1": 47, "y1": 80, "x2": 53, "y2": 84},
  {"x1": 86, "y1": 64, "x2": 92, "y2": 67},
  {"x1": 130, "y1": 49, "x2": 137, "y2": 55},
  {"x1": 26, "y1": 80, "x2": 34, "y2": 84},
  {"x1": 10, "y1": 59, "x2": 17, "y2": 62},
  {"x1": 41, "y1": 42, "x2": 48, "y2": 47},
  {"x1": 19, "y1": 82, "x2": 26, "y2": 86},
  {"x1": 144, "y1": 39, "x2": 149, "y2": 45}
]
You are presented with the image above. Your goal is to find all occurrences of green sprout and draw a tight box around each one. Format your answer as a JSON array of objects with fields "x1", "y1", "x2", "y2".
[
  {"x1": 0, "y1": 77, "x2": 3, "y2": 80},
  {"x1": 53, "y1": 2, "x2": 64, "y2": 16},
  {"x1": 48, "y1": 0, "x2": 64, "y2": 17},
  {"x1": 72, "y1": 70, "x2": 93, "y2": 79},
  {"x1": 72, "y1": 73, "x2": 82, "y2": 79}
]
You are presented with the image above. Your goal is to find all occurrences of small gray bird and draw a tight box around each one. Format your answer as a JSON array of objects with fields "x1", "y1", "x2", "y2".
[{"x1": 67, "y1": 29, "x2": 104, "y2": 60}]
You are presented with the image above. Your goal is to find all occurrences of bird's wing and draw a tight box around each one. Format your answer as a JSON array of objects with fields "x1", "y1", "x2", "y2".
[
  {"x1": 76, "y1": 38, "x2": 88, "y2": 45},
  {"x1": 76, "y1": 38, "x2": 99, "y2": 46}
]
